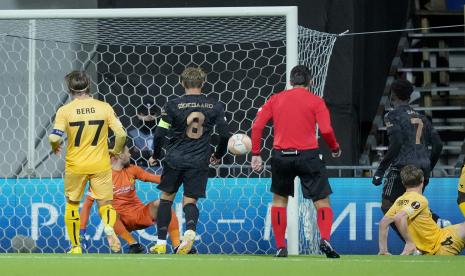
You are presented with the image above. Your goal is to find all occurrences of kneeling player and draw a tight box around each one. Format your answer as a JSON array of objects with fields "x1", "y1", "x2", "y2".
[
  {"x1": 80, "y1": 145, "x2": 181, "y2": 253},
  {"x1": 379, "y1": 165, "x2": 465, "y2": 255}
]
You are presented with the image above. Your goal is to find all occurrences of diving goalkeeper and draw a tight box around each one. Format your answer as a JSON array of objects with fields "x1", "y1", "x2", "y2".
[{"x1": 80, "y1": 144, "x2": 181, "y2": 253}]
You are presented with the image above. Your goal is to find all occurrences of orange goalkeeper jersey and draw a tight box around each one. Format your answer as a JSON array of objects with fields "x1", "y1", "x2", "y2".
[{"x1": 112, "y1": 165, "x2": 160, "y2": 216}]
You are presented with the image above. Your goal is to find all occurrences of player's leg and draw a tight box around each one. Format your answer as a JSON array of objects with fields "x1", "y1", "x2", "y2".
[
  {"x1": 112, "y1": 217, "x2": 143, "y2": 254},
  {"x1": 63, "y1": 172, "x2": 89, "y2": 254},
  {"x1": 79, "y1": 193, "x2": 95, "y2": 250},
  {"x1": 434, "y1": 224, "x2": 465, "y2": 256},
  {"x1": 421, "y1": 174, "x2": 449, "y2": 226},
  {"x1": 269, "y1": 150, "x2": 298, "y2": 257},
  {"x1": 175, "y1": 167, "x2": 208, "y2": 254},
  {"x1": 91, "y1": 170, "x2": 120, "y2": 252},
  {"x1": 297, "y1": 150, "x2": 339, "y2": 258},
  {"x1": 381, "y1": 168, "x2": 409, "y2": 240},
  {"x1": 271, "y1": 193, "x2": 288, "y2": 257},
  {"x1": 151, "y1": 164, "x2": 182, "y2": 254},
  {"x1": 148, "y1": 200, "x2": 181, "y2": 248}
]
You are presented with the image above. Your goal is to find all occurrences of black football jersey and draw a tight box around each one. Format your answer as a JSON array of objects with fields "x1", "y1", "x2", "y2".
[
  {"x1": 382, "y1": 105, "x2": 438, "y2": 171},
  {"x1": 159, "y1": 94, "x2": 228, "y2": 169}
]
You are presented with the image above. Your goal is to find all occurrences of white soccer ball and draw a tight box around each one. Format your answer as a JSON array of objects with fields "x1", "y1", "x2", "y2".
[{"x1": 228, "y1": 133, "x2": 252, "y2": 155}]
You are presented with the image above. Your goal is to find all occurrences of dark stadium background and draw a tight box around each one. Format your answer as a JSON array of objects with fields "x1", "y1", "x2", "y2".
[{"x1": 96, "y1": 0, "x2": 409, "y2": 173}]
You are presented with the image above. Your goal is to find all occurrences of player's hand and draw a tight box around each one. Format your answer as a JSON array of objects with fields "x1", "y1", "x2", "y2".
[
  {"x1": 108, "y1": 148, "x2": 119, "y2": 158},
  {"x1": 372, "y1": 172, "x2": 383, "y2": 186},
  {"x1": 251, "y1": 155, "x2": 263, "y2": 172},
  {"x1": 331, "y1": 148, "x2": 342, "y2": 158},
  {"x1": 148, "y1": 156, "x2": 158, "y2": 166},
  {"x1": 400, "y1": 242, "x2": 417, "y2": 255},
  {"x1": 52, "y1": 144, "x2": 62, "y2": 155},
  {"x1": 210, "y1": 153, "x2": 221, "y2": 165}
]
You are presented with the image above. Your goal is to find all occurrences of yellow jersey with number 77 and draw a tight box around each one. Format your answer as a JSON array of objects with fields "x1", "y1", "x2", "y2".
[{"x1": 51, "y1": 98, "x2": 126, "y2": 174}]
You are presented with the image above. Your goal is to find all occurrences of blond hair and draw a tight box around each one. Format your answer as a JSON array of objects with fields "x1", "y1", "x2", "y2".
[
  {"x1": 400, "y1": 165, "x2": 424, "y2": 188},
  {"x1": 180, "y1": 67, "x2": 206, "y2": 89}
]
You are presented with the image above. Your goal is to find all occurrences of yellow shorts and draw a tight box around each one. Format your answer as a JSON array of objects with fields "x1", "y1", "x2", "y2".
[
  {"x1": 64, "y1": 170, "x2": 113, "y2": 202},
  {"x1": 434, "y1": 224, "x2": 465, "y2": 256},
  {"x1": 459, "y1": 165, "x2": 465, "y2": 193}
]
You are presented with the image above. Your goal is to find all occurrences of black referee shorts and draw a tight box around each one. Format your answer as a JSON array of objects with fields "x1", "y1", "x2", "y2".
[
  {"x1": 157, "y1": 162, "x2": 209, "y2": 199},
  {"x1": 270, "y1": 149, "x2": 332, "y2": 201},
  {"x1": 382, "y1": 167, "x2": 430, "y2": 203}
]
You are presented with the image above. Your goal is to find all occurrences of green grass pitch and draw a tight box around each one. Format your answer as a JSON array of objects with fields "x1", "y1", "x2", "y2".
[{"x1": 1, "y1": 254, "x2": 464, "y2": 276}]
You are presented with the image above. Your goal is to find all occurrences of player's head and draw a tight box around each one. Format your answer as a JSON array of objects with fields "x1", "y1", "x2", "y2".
[
  {"x1": 400, "y1": 165, "x2": 424, "y2": 189},
  {"x1": 290, "y1": 65, "x2": 312, "y2": 88},
  {"x1": 180, "y1": 67, "x2": 206, "y2": 90},
  {"x1": 109, "y1": 141, "x2": 131, "y2": 168},
  {"x1": 65, "y1": 70, "x2": 91, "y2": 96},
  {"x1": 390, "y1": 79, "x2": 413, "y2": 105}
]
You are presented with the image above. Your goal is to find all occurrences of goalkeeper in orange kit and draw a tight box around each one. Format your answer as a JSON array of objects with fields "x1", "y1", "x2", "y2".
[{"x1": 80, "y1": 145, "x2": 184, "y2": 253}]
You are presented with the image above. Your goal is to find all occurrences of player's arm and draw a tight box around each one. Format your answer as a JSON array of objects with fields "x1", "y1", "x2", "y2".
[
  {"x1": 80, "y1": 194, "x2": 95, "y2": 232},
  {"x1": 133, "y1": 165, "x2": 161, "y2": 184},
  {"x1": 378, "y1": 213, "x2": 394, "y2": 255},
  {"x1": 373, "y1": 114, "x2": 402, "y2": 185},
  {"x1": 151, "y1": 103, "x2": 173, "y2": 163},
  {"x1": 315, "y1": 98, "x2": 340, "y2": 156},
  {"x1": 212, "y1": 102, "x2": 231, "y2": 163},
  {"x1": 48, "y1": 107, "x2": 66, "y2": 154},
  {"x1": 251, "y1": 97, "x2": 274, "y2": 156},
  {"x1": 392, "y1": 211, "x2": 417, "y2": 255},
  {"x1": 107, "y1": 105, "x2": 127, "y2": 156}
]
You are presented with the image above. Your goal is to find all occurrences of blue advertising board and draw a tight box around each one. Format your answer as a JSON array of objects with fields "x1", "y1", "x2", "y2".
[{"x1": 0, "y1": 178, "x2": 461, "y2": 254}]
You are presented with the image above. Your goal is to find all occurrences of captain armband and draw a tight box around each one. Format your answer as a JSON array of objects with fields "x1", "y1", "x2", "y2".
[{"x1": 51, "y1": 129, "x2": 64, "y2": 137}]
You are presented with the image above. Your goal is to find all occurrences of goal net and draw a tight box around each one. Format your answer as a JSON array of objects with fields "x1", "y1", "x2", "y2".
[{"x1": 0, "y1": 8, "x2": 337, "y2": 254}]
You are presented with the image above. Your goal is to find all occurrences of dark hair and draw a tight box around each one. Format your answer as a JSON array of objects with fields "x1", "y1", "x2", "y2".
[
  {"x1": 180, "y1": 67, "x2": 206, "y2": 89},
  {"x1": 290, "y1": 65, "x2": 312, "y2": 86},
  {"x1": 400, "y1": 165, "x2": 424, "y2": 188},
  {"x1": 65, "y1": 70, "x2": 91, "y2": 95},
  {"x1": 391, "y1": 79, "x2": 413, "y2": 101}
]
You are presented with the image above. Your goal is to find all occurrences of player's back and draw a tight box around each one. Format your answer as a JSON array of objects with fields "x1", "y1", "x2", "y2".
[
  {"x1": 164, "y1": 94, "x2": 224, "y2": 169},
  {"x1": 391, "y1": 191, "x2": 441, "y2": 253},
  {"x1": 385, "y1": 105, "x2": 435, "y2": 170},
  {"x1": 57, "y1": 98, "x2": 115, "y2": 174}
]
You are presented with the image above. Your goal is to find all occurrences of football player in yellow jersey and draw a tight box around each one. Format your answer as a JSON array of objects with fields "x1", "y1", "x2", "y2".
[
  {"x1": 457, "y1": 164, "x2": 465, "y2": 216},
  {"x1": 48, "y1": 70, "x2": 127, "y2": 254},
  {"x1": 378, "y1": 165, "x2": 465, "y2": 256}
]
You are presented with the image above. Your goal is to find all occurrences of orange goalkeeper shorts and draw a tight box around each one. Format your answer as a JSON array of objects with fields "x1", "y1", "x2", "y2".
[{"x1": 119, "y1": 203, "x2": 155, "y2": 232}]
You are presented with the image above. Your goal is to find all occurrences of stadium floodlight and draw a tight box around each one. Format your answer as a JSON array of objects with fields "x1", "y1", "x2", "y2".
[{"x1": 0, "y1": 7, "x2": 336, "y2": 255}]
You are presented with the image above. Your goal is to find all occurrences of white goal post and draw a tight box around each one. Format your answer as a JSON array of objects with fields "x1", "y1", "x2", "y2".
[{"x1": 0, "y1": 7, "x2": 336, "y2": 255}]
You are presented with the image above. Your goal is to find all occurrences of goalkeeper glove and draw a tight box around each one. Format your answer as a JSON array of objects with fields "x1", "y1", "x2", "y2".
[{"x1": 80, "y1": 229, "x2": 88, "y2": 250}]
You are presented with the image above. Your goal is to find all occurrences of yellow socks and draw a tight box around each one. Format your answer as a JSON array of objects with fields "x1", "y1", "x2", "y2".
[
  {"x1": 99, "y1": 204, "x2": 117, "y2": 227},
  {"x1": 65, "y1": 203, "x2": 80, "y2": 247}
]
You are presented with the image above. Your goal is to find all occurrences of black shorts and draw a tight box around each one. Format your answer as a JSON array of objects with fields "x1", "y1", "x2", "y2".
[
  {"x1": 270, "y1": 149, "x2": 332, "y2": 201},
  {"x1": 382, "y1": 168, "x2": 430, "y2": 202},
  {"x1": 157, "y1": 162, "x2": 209, "y2": 199}
]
